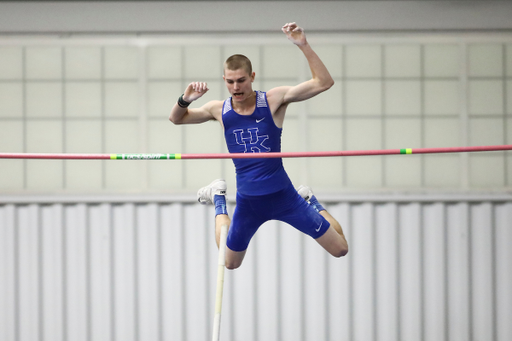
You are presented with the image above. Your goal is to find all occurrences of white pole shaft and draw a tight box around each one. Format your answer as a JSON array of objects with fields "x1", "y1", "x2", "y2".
[{"x1": 212, "y1": 224, "x2": 228, "y2": 341}]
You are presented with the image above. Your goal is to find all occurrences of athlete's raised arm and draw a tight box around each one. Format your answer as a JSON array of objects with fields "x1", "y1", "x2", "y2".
[
  {"x1": 267, "y1": 22, "x2": 334, "y2": 110},
  {"x1": 169, "y1": 82, "x2": 222, "y2": 125}
]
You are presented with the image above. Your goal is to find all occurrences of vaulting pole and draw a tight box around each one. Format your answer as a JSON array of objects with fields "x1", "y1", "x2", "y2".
[{"x1": 212, "y1": 224, "x2": 229, "y2": 341}]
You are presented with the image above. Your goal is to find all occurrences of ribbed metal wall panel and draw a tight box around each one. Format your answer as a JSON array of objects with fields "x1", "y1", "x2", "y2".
[{"x1": 1, "y1": 198, "x2": 511, "y2": 341}]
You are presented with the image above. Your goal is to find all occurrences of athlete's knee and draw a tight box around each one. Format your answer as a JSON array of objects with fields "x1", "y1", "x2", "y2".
[
  {"x1": 337, "y1": 244, "x2": 349, "y2": 257},
  {"x1": 225, "y1": 258, "x2": 242, "y2": 270},
  {"x1": 331, "y1": 238, "x2": 348, "y2": 258},
  {"x1": 225, "y1": 249, "x2": 246, "y2": 270},
  {"x1": 331, "y1": 242, "x2": 349, "y2": 258}
]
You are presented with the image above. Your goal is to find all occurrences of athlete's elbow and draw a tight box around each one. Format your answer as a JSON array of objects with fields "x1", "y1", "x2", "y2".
[
  {"x1": 316, "y1": 78, "x2": 334, "y2": 93},
  {"x1": 169, "y1": 115, "x2": 183, "y2": 125},
  {"x1": 323, "y1": 78, "x2": 335, "y2": 91}
]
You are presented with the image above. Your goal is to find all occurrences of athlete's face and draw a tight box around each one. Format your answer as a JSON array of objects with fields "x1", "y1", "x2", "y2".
[{"x1": 223, "y1": 68, "x2": 255, "y2": 102}]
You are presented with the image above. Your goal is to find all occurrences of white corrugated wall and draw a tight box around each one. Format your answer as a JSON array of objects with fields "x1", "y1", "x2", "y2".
[{"x1": 1, "y1": 195, "x2": 511, "y2": 341}]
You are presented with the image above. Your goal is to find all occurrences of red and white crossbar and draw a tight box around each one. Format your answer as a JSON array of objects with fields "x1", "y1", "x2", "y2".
[{"x1": 0, "y1": 145, "x2": 511, "y2": 160}]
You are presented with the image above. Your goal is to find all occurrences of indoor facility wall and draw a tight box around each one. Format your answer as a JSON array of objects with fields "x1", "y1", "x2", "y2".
[
  {"x1": 1, "y1": 197, "x2": 511, "y2": 341},
  {"x1": 1, "y1": 34, "x2": 512, "y2": 194}
]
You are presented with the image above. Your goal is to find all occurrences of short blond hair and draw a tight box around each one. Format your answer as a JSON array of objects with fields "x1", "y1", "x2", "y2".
[{"x1": 224, "y1": 54, "x2": 252, "y2": 75}]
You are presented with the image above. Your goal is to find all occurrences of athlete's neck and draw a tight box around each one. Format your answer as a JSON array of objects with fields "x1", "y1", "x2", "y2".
[{"x1": 231, "y1": 91, "x2": 256, "y2": 115}]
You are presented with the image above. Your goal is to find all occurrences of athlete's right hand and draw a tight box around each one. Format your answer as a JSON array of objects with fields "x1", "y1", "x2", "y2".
[{"x1": 183, "y1": 82, "x2": 209, "y2": 102}]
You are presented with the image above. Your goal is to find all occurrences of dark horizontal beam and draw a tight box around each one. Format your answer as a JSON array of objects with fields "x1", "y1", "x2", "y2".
[{"x1": 1, "y1": 1, "x2": 512, "y2": 34}]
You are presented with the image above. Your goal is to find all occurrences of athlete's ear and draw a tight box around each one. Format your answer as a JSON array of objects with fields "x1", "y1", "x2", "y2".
[{"x1": 251, "y1": 72, "x2": 255, "y2": 82}]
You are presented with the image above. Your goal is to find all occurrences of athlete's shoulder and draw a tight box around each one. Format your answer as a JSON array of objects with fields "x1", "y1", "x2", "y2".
[
  {"x1": 266, "y1": 86, "x2": 292, "y2": 104},
  {"x1": 203, "y1": 100, "x2": 224, "y2": 120},
  {"x1": 262, "y1": 86, "x2": 292, "y2": 119},
  {"x1": 205, "y1": 99, "x2": 224, "y2": 109}
]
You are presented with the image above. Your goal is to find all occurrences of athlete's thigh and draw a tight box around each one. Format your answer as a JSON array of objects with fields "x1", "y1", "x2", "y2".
[
  {"x1": 226, "y1": 197, "x2": 266, "y2": 252},
  {"x1": 279, "y1": 192, "x2": 330, "y2": 239}
]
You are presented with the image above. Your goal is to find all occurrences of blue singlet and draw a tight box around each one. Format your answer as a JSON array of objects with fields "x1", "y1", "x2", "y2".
[
  {"x1": 222, "y1": 91, "x2": 330, "y2": 251},
  {"x1": 222, "y1": 91, "x2": 292, "y2": 196}
]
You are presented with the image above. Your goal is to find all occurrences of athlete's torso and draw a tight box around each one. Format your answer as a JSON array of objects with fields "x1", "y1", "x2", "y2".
[{"x1": 222, "y1": 91, "x2": 291, "y2": 195}]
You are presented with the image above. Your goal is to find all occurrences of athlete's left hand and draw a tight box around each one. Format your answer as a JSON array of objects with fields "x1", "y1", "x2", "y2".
[{"x1": 282, "y1": 22, "x2": 307, "y2": 46}]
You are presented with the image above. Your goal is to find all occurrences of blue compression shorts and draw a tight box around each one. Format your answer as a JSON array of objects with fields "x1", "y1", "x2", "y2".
[{"x1": 226, "y1": 183, "x2": 330, "y2": 252}]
